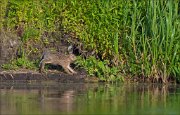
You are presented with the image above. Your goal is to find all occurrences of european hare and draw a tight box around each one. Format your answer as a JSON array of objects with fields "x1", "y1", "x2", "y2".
[{"x1": 39, "y1": 50, "x2": 77, "y2": 75}]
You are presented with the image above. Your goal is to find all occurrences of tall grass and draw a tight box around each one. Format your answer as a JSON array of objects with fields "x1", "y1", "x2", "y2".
[
  {"x1": 136, "y1": 0, "x2": 179, "y2": 82},
  {"x1": 1, "y1": 0, "x2": 180, "y2": 82},
  {"x1": 120, "y1": 0, "x2": 180, "y2": 82}
]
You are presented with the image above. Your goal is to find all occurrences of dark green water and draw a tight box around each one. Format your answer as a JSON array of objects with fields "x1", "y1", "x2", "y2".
[{"x1": 0, "y1": 82, "x2": 180, "y2": 115}]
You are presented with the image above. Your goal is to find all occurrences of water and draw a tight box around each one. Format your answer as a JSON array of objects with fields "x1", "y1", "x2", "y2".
[{"x1": 1, "y1": 82, "x2": 180, "y2": 115}]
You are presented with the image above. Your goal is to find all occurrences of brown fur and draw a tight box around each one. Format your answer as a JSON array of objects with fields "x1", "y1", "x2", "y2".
[{"x1": 39, "y1": 51, "x2": 77, "y2": 74}]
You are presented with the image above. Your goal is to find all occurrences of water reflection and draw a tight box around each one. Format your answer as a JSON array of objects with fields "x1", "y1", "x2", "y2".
[
  {"x1": 38, "y1": 89, "x2": 75, "y2": 113},
  {"x1": 0, "y1": 82, "x2": 180, "y2": 115}
]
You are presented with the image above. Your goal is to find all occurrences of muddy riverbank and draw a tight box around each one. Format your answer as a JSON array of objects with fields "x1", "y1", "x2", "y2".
[{"x1": 0, "y1": 69, "x2": 90, "y2": 83}]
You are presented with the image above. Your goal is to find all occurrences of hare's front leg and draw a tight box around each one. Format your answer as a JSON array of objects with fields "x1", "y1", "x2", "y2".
[{"x1": 67, "y1": 65, "x2": 77, "y2": 74}]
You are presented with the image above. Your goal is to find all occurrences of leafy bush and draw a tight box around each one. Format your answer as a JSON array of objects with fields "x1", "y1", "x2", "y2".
[{"x1": 75, "y1": 56, "x2": 123, "y2": 82}]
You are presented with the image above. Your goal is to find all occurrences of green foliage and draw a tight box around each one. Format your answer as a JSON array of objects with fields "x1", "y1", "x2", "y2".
[
  {"x1": 22, "y1": 27, "x2": 40, "y2": 42},
  {"x1": 69, "y1": 0, "x2": 180, "y2": 82},
  {"x1": 4, "y1": 0, "x2": 57, "y2": 31},
  {"x1": 61, "y1": 0, "x2": 125, "y2": 59},
  {"x1": 75, "y1": 56, "x2": 123, "y2": 82},
  {"x1": 0, "y1": 0, "x2": 7, "y2": 29},
  {"x1": 2, "y1": 57, "x2": 36, "y2": 70},
  {"x1": 1, "y1": 0, "x2": 180, "y2": 82}
]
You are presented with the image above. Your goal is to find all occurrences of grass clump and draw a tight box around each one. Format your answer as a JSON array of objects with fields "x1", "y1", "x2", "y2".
[{"x1": 2, "y1": 57, "x2": 37, "y2": 70}]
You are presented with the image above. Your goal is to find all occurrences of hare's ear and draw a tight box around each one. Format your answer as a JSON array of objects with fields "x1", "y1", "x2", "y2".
[{"x1": 68, "y1": 45, "x2": 73, "y2": 54}]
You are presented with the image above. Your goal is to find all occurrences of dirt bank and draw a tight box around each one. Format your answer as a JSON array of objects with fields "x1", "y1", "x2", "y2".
[{"x1": 0, "y1": 69, "x2": 88, "y2": 83}]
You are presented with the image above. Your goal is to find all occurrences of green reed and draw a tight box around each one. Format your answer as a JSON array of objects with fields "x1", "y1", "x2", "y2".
[{"x1": 125, "y1": 0, "x2": 180, "y2": 82}]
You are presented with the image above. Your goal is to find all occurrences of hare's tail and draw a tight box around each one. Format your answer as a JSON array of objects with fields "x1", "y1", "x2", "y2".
[{"x1": 68, "y1": 45, "x2": 73, "y2": 54}]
